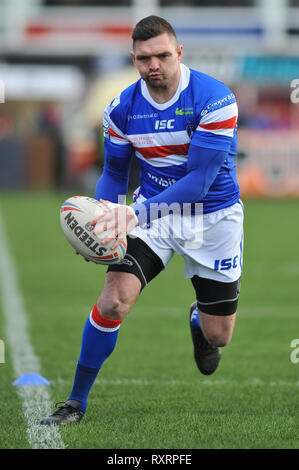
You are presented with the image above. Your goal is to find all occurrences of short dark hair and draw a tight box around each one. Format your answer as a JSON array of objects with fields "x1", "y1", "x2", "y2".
[{"x1": 132, "y1": 15, "x2": 177, "y2": 45}]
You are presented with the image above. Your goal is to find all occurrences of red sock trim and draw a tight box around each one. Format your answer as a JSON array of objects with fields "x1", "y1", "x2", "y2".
[{"x1": 91, "y1": 304, "x2": 123, "y2": 329}]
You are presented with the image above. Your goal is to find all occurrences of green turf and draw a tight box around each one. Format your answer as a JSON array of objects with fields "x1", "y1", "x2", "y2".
[{"x1": 0, "y1": 192, "x2": 298, "y2": 449}]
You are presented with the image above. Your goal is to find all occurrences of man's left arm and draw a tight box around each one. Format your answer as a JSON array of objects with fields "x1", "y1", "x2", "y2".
[{"x1": 131, "y1": 144, "x2": 227, "y2": 225}]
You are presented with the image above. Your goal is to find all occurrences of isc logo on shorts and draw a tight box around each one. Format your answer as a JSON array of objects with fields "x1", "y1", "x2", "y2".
[{"x1": 214, "y1": 256, "x2": 239, "y2": 271}]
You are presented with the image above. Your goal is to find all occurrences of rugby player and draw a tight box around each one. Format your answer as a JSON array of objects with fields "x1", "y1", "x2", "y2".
[{"x1": 41, "y1": 15, "x2": 243, "y2": 425}]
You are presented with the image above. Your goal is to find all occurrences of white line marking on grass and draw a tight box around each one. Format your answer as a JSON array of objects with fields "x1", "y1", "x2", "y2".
[
  {"x1": 0, "y1": 212, "x2": 65, "y2": 449},
  {"x1": 55, "y1": 377, "x2": 299, "y2": 388}
]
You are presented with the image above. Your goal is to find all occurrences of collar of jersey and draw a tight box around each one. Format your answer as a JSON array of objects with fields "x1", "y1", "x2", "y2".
[{"x1": 140, "y1": 63, "x2": 190, "y2": 111}]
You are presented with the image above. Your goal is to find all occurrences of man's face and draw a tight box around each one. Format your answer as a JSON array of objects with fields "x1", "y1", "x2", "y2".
[{"x1": 131, "y1": 33, "x2": 183, "y2": 90}]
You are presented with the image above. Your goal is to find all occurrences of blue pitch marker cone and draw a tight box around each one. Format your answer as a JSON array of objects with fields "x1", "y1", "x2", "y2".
[{"x1": 13, "y1": 373, "x2": 50, "y2": 387}]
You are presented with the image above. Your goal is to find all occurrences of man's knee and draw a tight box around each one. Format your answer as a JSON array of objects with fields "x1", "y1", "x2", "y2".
[
  {"x1": 199, "y1": 310, "x2": 237, "y2": 347},
  {"x1": 97, "y1": 272, "x2": 141, "y2": 320},
  {"x1": 204, "y1": 329, "x2": 233, "y2": 348},
  {"x1": 98, "y1": 296, "x2": 130, "y2": 320}
]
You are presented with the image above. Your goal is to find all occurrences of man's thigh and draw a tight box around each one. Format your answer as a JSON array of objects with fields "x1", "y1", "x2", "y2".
[
  {"x1": 191, "y1": 275, "x2": 241, "y2": 316},
  {"x1": 100, "y1": 235, "x2": 166, "y2": 318},
  {"x1": 107, "y1": 234, "x2": 165, "y2": 290},
  {"x1": 183, "y1": 201, "x2": 244, "y2": 282},
  {"x1": 191, "y1": 275, "x2": 240, "y2": 345}
]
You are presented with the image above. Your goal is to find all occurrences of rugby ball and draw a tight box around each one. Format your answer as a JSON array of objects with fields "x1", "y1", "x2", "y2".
[{"x1": 60, "y1": 196, "x2": 127, "y2": 264}]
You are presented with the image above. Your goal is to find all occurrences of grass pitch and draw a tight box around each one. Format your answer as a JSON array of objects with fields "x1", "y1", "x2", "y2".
[{"x1": 0, "y1": 192, "x2": 298, "y2": 449}]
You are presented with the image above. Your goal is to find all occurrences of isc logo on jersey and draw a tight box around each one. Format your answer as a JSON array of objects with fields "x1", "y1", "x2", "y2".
[{"x1": 155, "y1": 119, "x2": 175, "y2": 130}]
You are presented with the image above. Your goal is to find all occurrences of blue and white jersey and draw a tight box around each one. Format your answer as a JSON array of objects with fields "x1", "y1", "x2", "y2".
[{"x1": 103, "y1": 63, "x2": 240, "y2": 213}]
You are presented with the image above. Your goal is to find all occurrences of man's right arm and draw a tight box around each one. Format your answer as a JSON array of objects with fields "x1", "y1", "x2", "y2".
[{"x1": 94, "y1": 137, "x2": 133, "y2": 205}]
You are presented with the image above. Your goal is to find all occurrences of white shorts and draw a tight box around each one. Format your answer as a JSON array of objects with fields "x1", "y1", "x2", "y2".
[{"x1": 130, "y1": 197, "x2": 244, "y2": 283}]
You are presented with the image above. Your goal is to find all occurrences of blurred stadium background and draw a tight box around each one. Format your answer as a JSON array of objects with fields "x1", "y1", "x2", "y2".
[{"x1": 1, "y1": 0, "x2": 299, "y2": 196}]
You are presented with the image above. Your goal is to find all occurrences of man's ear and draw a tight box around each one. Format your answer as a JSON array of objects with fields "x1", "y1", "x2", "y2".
[
  {"x1": 177, "y1": 44, "x2": 183, "y2": 62},
  {"x1": 130, "y1": 51, "x2": 136, "y2": 66}
]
